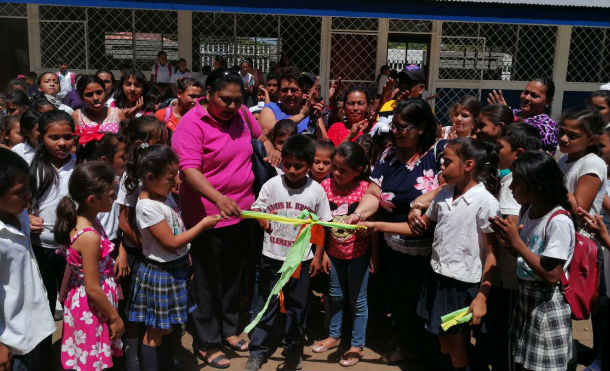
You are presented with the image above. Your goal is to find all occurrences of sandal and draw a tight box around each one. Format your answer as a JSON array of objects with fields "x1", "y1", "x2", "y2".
[
  {"x1": 224, "y1": 338, "x2": 249, "y2": 351},
  {"x1": 312, "y1": 338, "x2": 340, "y2": 353},
  {"x1": 205, "y1": 354, "x2": 231, "y2": 369},
  {"x1": 339, "y1": 351, "x2": 363, "y2": 367}
]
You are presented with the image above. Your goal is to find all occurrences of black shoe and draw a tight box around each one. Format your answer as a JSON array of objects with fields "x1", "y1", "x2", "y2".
[
  {"x1": 245, "y1": 356, "x2": 264, "y2": 371},
  {"x1": 277, "y1": 356, "x2": 302, "y2": 371}
]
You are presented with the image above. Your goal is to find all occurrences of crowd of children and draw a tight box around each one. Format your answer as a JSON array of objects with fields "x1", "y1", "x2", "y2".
[{"x1": 1, "y1": 55, "x2": 610, "y2": 371}]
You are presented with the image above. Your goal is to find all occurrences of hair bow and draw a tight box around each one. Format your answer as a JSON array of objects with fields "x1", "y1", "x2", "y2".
[
  {"x1": 17, "y1": 74, "x2": 26, "y2": 80},
  {"x1": 78, "y1": 126, "x2": 104, "y2": 145}
]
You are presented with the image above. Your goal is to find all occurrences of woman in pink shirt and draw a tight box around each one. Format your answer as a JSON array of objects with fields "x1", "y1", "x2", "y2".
[{"x1": 171, "y1": 68, "x2": 279, "y2": 369}]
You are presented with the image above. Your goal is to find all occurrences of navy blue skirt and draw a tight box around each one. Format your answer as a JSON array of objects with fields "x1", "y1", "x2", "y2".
[{"x1": 417, "y1": 271, "x2": 486, "y2": 335}]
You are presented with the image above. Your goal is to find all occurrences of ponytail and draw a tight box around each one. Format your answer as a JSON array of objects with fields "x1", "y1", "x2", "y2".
[
  {"x1": 54, "y1": 195, "x2": 79, "y2": 245},
  {"x1": 447, "y1": 137, "x2": 499, "y2": 196},
  {"x1": 53, "y1": 161, "x2": 115, "y2": 245}
]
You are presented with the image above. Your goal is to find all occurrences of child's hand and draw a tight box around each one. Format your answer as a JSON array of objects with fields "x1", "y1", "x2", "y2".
[
  {"x1": 114, "y1": 247, "x2": 130, "y2": 280},
  {"x1": 29, "y1": 214, "x2": 44, "y2": 235},
  {"x1": 579, "y1": 207, "x2": 610, "y2": 248},
  {"x1": 264, "y1": 148, "x2": 282, "y2": 168},
  {"x1": 489, "y1": 216, "x2": 523, "y2": 248},
  {"x1": 0, "y1": 343, "x2": 11, "y2": 371},
  {"x1": 407, "y1": 208, "x2": 426, "y2": 235},
  {"x1": 487, "y1": 90, "x2": 507, "y2": 106},
  {"x1": 109, "y1": 316, "x2": 125, "y2": 341},
  {"x1": 257, "y1": 219, "x2": 272, "y2": 234},
  {"x1": 309, "y1": 254, "x2": 329, "y2": 277},
  {"x1": 369, "y1": 250, "x2": 380, "y2": 274},
  {"x1": 468, "y1": 294, "x2": 487, "y2": 326},
  {"x1": 202, "y1": 215, "x2": 221, "y2": 230},
  {"x1": 359, "y1": 221, "x2": 378, "y2": 233}
]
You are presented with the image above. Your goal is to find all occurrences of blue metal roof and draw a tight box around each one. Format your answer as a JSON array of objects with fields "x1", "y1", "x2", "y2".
[{"x1": 8, "y1": 0, "x2": 610, "y2": 27}]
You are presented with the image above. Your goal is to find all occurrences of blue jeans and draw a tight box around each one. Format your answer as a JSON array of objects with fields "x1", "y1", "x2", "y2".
[{"x1": 328, "y1": 254, "x2": 369, "y2": 348}]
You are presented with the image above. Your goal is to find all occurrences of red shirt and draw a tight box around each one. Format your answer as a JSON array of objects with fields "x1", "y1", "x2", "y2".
[
  {"x1": 327, "y1": 122, "x2": 364, "y2": 146},
  {"x1": 321, "y1": 178, "x2": 370, "y2": 259}
]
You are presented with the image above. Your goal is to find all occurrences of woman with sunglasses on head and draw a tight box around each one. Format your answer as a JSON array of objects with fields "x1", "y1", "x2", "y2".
[
  {"x1": 258, "y1": 66, "x2": 327, "y2": 139},
  {"x1": 346, "y1": 98, "x2": 446, "y2": 367}
]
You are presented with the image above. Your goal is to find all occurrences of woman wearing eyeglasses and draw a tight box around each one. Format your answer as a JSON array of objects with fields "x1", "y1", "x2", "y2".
[
  {"x1": 347, "y1": 98, "x2": 446, "y2": 366},
  {"x1": 258, "y1": 66, "x2": 327, "y2": 139}
]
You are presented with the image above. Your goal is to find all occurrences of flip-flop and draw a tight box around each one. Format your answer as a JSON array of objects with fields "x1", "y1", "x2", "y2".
[
  {"x1": 224, "y1": 338, "x2": 249, "y2": 351},
  {"x1": 339, "y1": 351, "x2": 363, "y2": 367},
  {"x1": 205, "y1": 354, "x2": 231, "y2": 369}
]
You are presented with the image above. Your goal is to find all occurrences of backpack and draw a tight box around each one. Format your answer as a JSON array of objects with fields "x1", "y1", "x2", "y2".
[{"x1": 546, "y1": 209, "x2": 600, "y2": 320}]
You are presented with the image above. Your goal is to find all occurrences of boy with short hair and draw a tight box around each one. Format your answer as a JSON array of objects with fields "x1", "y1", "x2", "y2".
[
  {"x1": 477, "y1": 122, "x2": 542, "y2": 370},
  {"x1": 151, "y1": 50, "x2": 173, "y2": 99},
  {"x1": 0, "y1": 148, "x2": 56, "y2": 371},
  {"x1": 246, "y1": 135, "x2": 332, "y2": 371},
  {"x1": 56, "y1": 58, "x2": 75, "y2": 100}
]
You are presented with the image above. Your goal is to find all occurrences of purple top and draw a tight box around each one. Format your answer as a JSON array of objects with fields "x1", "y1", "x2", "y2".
[
  {"x1": 63, "y1": 90, "x2": 86, "y2": 111},
  {"x1": 513, "y1": 108, "x2": 557, "y2": 154}
]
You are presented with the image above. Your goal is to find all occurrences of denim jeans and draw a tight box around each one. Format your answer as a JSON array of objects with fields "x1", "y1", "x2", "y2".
[{"x1": 328, "y1": 253, "x2": 370, "y2": 348}]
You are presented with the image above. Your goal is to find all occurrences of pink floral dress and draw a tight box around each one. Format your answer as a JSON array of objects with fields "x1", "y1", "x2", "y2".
[{"x1": 60, "y1": 227, "x2": 123, "y2": 371}]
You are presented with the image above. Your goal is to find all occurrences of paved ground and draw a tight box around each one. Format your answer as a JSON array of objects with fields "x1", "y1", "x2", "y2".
[{"x1": 49, "y1": 308, "x2": 594, "y2": 371}]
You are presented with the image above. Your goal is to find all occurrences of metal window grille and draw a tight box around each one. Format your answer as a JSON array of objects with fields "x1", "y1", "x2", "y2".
[
  {"x1": 329, "y1": 17, "x2": 378, "y2": 94},
  {"x1": 567, "y1": 26, "x2": 610, "y2": 83},
  {"x1": 192, "y1": 12, "x2": 321, "y2": 75},
  {"x1": 440, "y1": 21, "x2": 556, "y2": 81},
  {"x1": 389, "y1": 19, "x2": 432, "y2": 33},
  {"x1": 0, "y1": 3, "x2": 27, "y2": 18},
  {"x1": 331, "y1": 17, "x2": 378, "y2": 32},
  {"x1": 39, "y1": 5, "x2": 178, "y2": 71}
]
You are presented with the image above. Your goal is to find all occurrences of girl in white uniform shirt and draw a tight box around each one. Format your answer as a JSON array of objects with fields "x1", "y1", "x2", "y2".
[
  {"x1": 364, "y1": 137, "x2": 500, "y2": 371},
  {"x1": 28, "y1": 110, "x2": 77, "y2": 317},
  {"x1": 12, "y1": 111, "x2": 41, "y2": 165}
]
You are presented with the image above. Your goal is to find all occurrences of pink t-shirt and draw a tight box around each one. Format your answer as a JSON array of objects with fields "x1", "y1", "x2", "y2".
[{"x1": 171, "y1": 98, "x2": 261, "y2": 228}]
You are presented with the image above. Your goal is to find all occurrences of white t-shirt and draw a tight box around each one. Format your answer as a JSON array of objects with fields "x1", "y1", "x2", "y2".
[
  {"x1": 170, "y1": 70, "x2": 191, "y2": 84},
  {"x1": 151, "y1": 62, "x2": 172, "y2": 84},
  {"x1": 251, "y1": 175, "x2": 332, "y2": 261},
  {"x1": 558, "y1": 153, "x2": 607, "y2": 217},
  {"x1": 57, "y1": 71, "x2": 74, "y2": 99},
  {"x1": 516, "y1": 206, "x2": 575, "y2": 281},
  {"x1": 31, "y1": 154, "x2": 76, "y2": 248},
  {"x1": 494, "y1": 172, "x2": 521, "y2": 289},
  {"x1": 11, "y1": 142, "x2": 36, "y2": 165},
  {"x1": 0, "y1": 210, "x2": 56, "y2": 354},
  {"x1": 135, "y1": 196, "x2": 188, "y2": 262},
  {"x1": 425, "y1": 182, "x2": 501, "y2": 283},
  {"x1": 97, "y1": 179, "x2": 120, "y2": 241}
]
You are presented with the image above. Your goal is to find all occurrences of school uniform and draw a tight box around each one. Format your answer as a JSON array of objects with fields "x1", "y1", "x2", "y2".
[
  {"x1": 248, "y1": 175, "x2": 332, "y2": 360},
  {"x1": 417, "y1": 182, "x2": 500, "y2": 335},
  {"x1": 11, "y1": 142, "x2": 36, "y2": 165},
  {"x1": 127, "y1": 195, "x2": 193, "y2": 329},
  {"x1": 510, "y1": 206, "x2": 575, "y2": 371},
  {"x1": 0, "y1": 210, "x2": 56, "y2": 370},
  {"x1": 31, "y1": 154, "x2": 76, "y2": 315}
]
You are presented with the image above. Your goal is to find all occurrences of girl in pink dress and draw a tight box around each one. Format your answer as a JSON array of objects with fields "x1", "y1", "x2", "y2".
[{"x1": 54, "y1": 161, "x2": 124, "y2": 371}]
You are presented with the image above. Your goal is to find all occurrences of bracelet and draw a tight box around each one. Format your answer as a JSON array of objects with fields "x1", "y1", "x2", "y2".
[
  {"x1": 410, "y1": 201, "x2": 423, "y2": 210},
  {"x1": 353, "y1": 212, "x2": 364, "y2": 221}
]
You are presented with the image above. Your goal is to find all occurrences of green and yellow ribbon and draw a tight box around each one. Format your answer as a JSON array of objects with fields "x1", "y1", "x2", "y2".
[
  {"x1": 242, "y1": 210, "x2": 365, "y2": 333},
  {"x1": 440, "y1": 307, "x2": 472, "y2": 331}
]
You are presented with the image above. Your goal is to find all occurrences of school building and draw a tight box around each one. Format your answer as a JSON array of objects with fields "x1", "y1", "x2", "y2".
[{"x1": 0, "y1": 0, "x2": 608, "y2": 122}]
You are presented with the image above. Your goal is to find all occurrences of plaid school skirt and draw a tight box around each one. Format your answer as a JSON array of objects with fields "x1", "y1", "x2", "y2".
[
  {"x1": 126, "y1": 255, "x2": 195, "y2": 329},
  {"x1": 510, "y1": 279, "x2": 572, "y2": 371}
]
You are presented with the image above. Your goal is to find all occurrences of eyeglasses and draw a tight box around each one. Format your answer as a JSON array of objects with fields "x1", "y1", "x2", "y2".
[
  {"x1": 390, "y1": 123, "x2": 417, "y2": 133},
  {"x1": 280, "y1": 87, "x2": 301, "y2": 94}
]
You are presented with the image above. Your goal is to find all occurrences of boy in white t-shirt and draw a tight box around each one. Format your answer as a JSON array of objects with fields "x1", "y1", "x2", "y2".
[
  {"x1": 0, "y1": 149, "x2": 55, "y2": 370},
  {"x1": 246, "y1": 135, "x2": 332, "y2": 371},
  {"x1": 150, "y1": 50, "x2": 173, "y2": 99},
  {"x1": 56, "y1": 58, "x2": 75, "y2": 100}
]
